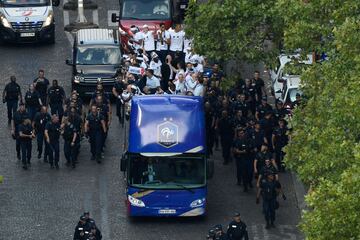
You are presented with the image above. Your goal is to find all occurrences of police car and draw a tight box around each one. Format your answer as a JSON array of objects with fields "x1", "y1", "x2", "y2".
[
  {"x1": 269, "y1": 54, "x2": 312, "y2": 107},
  {"x1": 0, "y1": 0, "x2": 59, "y2": 44},
  {"x1": 65, "y1": 28, "x2": 122, "y2": 98}
]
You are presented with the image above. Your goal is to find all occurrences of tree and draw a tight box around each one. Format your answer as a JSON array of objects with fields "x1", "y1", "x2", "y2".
[
  {"x1": 184, "y1": 0, "x2": 284, "y2": 64},
  {"x1": 278, "y1": 1, "x2": 360, "y2": 239}
]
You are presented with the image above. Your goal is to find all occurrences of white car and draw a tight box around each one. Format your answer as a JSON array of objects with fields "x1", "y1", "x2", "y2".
[
  {"x1": 0, "y1": 0, "x2": 59, "y2": 44},
  {"x1": 269, "y1": 54, "x2": 312, "y2": 105}
]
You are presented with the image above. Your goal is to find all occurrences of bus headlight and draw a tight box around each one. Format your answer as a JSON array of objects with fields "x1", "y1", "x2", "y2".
[
  {"x1": 190, "y1": 198, "x2": 205, "y2": 208},
  {"x1": 128, "y1": 195, "x2": 145, "y2": 207},
  {"x1": 42, "y1": 11, "x2": 54, "y2": 27},
  {"x1": 0, "y1": 14, "x2": 12, "y2": 29}
]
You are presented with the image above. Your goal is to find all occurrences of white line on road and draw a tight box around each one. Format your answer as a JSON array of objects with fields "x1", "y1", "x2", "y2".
[
  {"x1": 92, "y1": 10, "x2": 99, "y2": 26},
  {"x1": 99, "y1": 174, "x2": 110, "y2": 240}
]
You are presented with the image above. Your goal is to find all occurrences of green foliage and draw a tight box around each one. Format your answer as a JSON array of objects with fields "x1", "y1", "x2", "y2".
[
  {"x1": 279, "y1": 1, "x2": 360, "y2": 239},
  {"x1": 184, "y1": 0, "x2": 283, "y2": 64}
]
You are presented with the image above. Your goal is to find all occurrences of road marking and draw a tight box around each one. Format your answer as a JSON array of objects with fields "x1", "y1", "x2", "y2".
[
  {"x1": 63, "y1": 0, "x2": 74, "y2": 44},
  {"x1": 92, "y1": 9, "x2": 99, "y2": 26},
  {"x1": 108, "y1": 10, "x2": 119, "y2": 27},
  {"x1": 99, "y1": 174, "x2": 110, "y2": 239}
]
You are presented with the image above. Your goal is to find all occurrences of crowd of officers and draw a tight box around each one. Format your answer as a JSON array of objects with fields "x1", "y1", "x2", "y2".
[{"x1": 3, "y1": 69, "x2": 112, "y2": 170}]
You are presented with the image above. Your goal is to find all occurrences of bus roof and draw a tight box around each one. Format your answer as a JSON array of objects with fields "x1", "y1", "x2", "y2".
[{"x1": 128, "y1": 95, "x2": 206, "y2": 154}]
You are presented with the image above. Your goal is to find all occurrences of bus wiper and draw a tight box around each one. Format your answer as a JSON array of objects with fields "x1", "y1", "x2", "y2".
[{"x1": 168, "y1": 182, "x2": 194, "y2": 193}]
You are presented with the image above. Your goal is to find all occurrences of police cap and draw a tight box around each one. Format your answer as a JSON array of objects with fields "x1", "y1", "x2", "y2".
[
  {"x1": 80, "y1": 216, "x2": 86, "y2": 221},
  {"x1": 214, "y1": 224, "x2": 222, "y2": 231}
]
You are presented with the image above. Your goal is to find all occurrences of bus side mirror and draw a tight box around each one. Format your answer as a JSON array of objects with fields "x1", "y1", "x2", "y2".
[
  {"x1": 207, "y1": 159, "x2": 214, "y2": 179},
  {"x1": 111, "y1": 13, "x2": 119, "y2": 23},
  {"x1": 52, "y1": 0, "x2": 60, "y2": 7},
  {"x1": 120, "y1": 153, "x2": 127, "y2": 172}
]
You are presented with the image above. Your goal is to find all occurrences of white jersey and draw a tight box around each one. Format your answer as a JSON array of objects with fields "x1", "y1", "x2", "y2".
[
  {"x1": 193, "y1": 83, "x2": 204, "y2": 97},
  {"x1": 133, "y1": 32, "x2": 144, "y2": 50},
  {"x1": 169, "y1": 30, "x2": 185, "y2": 52},
  {"x1": 156, "y1": 30, "x2": 170, "y2": 51},
  {"x1": 142, "y1": 31, "x2": 155, "y2": 51},
  {"x1": 149, "y1": 60, "x2": 162, "y2": 77},
  {"x1": 174, "y1": 80, "x2": 186, "y2": 95}
]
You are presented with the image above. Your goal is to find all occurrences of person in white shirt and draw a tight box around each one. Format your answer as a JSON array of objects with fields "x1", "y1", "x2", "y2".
[
  {"x1": 173, "y1": 73, "x2": 186, "y2": 95},
  {"x1": 169, "y1": 24, "x2": 185, "y2": 61},
  {"x1": 156, "y1": 23, "x2": 171, "y2": 63},
  {"x1": 149, "y1": 52, "x2": 162, "y2": 78},
  {"x1": 130, "y1": 25, "x2": 144, "y2": 51},
  {"x1": 185, "y1": 72, "x2": 198, "y2": 93},
  {"x1": 192, "y1": 58, "x2": 204, "y2": 73},
  {"x1": 193, "y1": 77, "x2": 205, "y2": 97},
  {"x1": 142, "y1": 25, "x2": 155, "y2": 58},
  {"x1": 145, "y1": 69, "x2": 160, "y2": 92},
  {"x1": 183, "y1": 33, "x2": 192, "y2": 54}
]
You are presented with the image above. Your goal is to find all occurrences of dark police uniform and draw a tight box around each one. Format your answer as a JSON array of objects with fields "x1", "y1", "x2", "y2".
[
  {"x1": 45, "y1": 121, "x2": 61, "y2": 168},
  {"x1": 33, "y1": 77, "x2": 49, "y2": 105},
  {"x1": 260, "y1": 178, "x2": 281, "y2": 227},
  {"x1": 227, "y1": 221, "x2": 249, "y2": 240},
  {"x1": 24, "y1": 90, "x2": 40, "y2": 120},
  {"x1": 4, "y1": 81, "x2": 21, "y2": 122},
  {"x1": 113, "y1": 80, "x2": 125, "y2": 125},
  {"x1": 218, "y1": 116, "x2": 234, "y2": 164},
  {"x1": 18, "y1": 122, "x2": 33, "y2": 169},
  {"x1": 255, "y1": 150, "x2": 273, "y2": 174},
  {"x1": 73, "y1": 221, "x2": 90, "y2": 240},
  {"x1": 13, "y1": 110, "x2": 29, "y2": 159},
  {"x1": 256, "y1": 103, "x2": 273, "y2": 120},
  {"x1": 231, "y1": 100, "x2": 249, "y2": 118},
  {"x1": 232, "y1": 136, "x2": 251, "y2": 191},
  {"x1": 242, "y1": 85, "x2": 256, "y2": 115},
  {"x1": 33, "y1": 111, "x2": 51, "y2": 161},
  {"x1": 63, "y1": 122, "x2": 78, "y2": 168},
  {"x1": 86, "y1": 112, "x2": 105, "y2": 162},
  {"x1": 272, "y1": 126, "x2": 289, "y2": 170},
  {"x1": 48, "y1": 86, "x2": 65, "y2": 120}
]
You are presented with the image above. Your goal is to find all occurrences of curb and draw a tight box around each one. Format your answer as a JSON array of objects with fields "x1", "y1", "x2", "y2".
[{"x1": 290, "y1": 171, "x2": 307, "y2": 212}]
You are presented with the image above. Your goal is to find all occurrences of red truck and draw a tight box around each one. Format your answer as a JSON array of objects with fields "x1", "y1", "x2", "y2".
[{"x1": 111, "y1": 0, "x2": 188, "y2": 53}]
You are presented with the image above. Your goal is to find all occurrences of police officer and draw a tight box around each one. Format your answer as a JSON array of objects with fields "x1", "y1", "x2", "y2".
[
  {"x1": 3, "y1": 76, "x2": 22, "y2": 124},
  {"x1": 48, "y1": 79, "x2": 65, "y2": 121},
  {"x1": 232, "y1": 128, "x2": 251, "y2": 192},
  {"x1": 217, "y1": 110, "x2": 233, "y2": 165},
  {"x1": 213, "y1": 225, "x2": 229, "y2": 240},
  {"x1": 18, "y1": 118, "x2": 35, "y2": 170},
  {"x1": 255, "y1": 96, "x2": 273, "y2": 121},
  {"x1": 83, "y1": 212, "x2": 96, "y2": 229},
  {"x1": 253, "y1": 144, "x2": 276, "y2": 177},
  {"x1": 61, "y1": 117, "x2": 78, "y2": 168},
  {"x1": 33, "y1": 106, "x2": 51, "y2": 161},
  {"x1": 24, "y1": 83, "x2": 42, "y2": 120},
  {"x1": 65, "y1": 107, "x2": 83, "y2": 162},
  {"x1": 85, "y1": 105, "x2": 107, "y2": 163},
  {"x1": 45, "y1": 115, "x2": 61, "y2": 169},
  {"x1": 89, "y1": 225, "x2": 102, "y2": 240},
  {"x1": 227, "y1": 213, "x2": 249, "y2": 240},
  {"x1": 95, "y1": 95, "x2": 111, "y2": 153},
  {"x1": 33, "y1": 69, "x2": 50, "y2": 105},
  {"x1": 272, "y1": 119, "x2": 289, "y2": 171},
  {"x1": 112, "y1": 76, "x2": 125, "y2": 126},
  {"x1": 12, "y1": 103, "x2": 29, "y2": 160},
  {"x1": 74, "y1": 216, "x2": 90, "y2": 240},
  {"x1": 257, "y1": 174, "x2": 281, "y2": 229}
]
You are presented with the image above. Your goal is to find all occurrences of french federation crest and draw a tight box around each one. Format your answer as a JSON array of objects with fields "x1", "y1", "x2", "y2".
[{"x1": 157, "y1": 119, "x2": 178, "y2": 148}]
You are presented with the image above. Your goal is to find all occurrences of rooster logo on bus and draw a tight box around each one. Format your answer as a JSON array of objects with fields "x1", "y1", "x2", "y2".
[{"x1": 157, "y1": 120, "x2": 178, "y2": 148}]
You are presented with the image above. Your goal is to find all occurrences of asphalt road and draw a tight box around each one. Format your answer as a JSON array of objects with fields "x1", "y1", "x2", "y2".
[{"x1": 0, "y1": 1, "x2": 303, "y2": 239}]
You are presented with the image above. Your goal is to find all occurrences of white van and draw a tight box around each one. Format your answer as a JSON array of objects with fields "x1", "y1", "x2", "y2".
[{"x1": 0, "y1": 0, "x2": 59, "y2": 44}]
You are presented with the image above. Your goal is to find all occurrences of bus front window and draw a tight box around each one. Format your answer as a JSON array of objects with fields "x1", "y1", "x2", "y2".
[{"x1": 128, "y1": 155, "x2": 206, "y2": 189}]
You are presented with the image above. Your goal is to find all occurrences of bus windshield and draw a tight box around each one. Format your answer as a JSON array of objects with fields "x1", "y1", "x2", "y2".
[
  {"x1": 121, "y1": 0, "x2": 171, "y2": 20},
  {"x1": 128, "y1": 155, "x2": 206, "y2": 189},
  {"x1": 0, "y1": 0, "x2": 50, "y2": 7}
]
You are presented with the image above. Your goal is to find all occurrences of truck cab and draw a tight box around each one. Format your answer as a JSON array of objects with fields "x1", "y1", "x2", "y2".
[
  {"x1": 65, "y1": 28, "x2": 122, "y2": 98},
  {"x1": 0, "y1": 0, "x2": 59, "y2": 44},
  {"x1": 111, "y1": 0, "x2": 188, "y2": 52}
]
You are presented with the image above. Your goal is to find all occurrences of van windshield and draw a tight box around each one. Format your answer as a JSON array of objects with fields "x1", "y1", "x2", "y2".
[
  {"x1": 76, "y1": 46, "x2": 121, "y2": 65},
  {"x1": 0, "y1": 0, "x2": 50, "y2": 7},
  {"x1": 121, "y1": 0, "x2": 170, "y2": 20}
]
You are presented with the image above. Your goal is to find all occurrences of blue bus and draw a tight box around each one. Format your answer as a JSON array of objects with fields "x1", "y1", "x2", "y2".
[{"x1": 120, "y1": 95, "x2": 214, "y2": 217}]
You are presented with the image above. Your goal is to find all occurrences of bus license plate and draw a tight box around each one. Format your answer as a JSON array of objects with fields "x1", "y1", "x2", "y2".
[
  {"x1": 158, "y1": 209, "x2": 176, "y2": 214},
  {"x1": 20, "y1": 33, "x2": 35, "y2": 37}
]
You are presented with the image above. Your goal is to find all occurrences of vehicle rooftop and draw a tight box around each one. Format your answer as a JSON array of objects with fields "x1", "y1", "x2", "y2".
[
  {"x1": 279, "y1": 54, "x2": 313, "y2": 67},
  {"x1": 76, "y1": 29, "x2": 119, "y2": 45}
]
